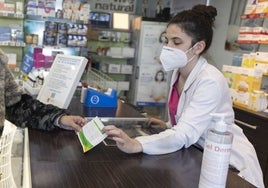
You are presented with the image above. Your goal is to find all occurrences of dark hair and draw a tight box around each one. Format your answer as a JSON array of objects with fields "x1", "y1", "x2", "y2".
[
  {"x1": 155, "y1": 70, "x2": 165, "y2": 81},
  {"x1": 167, "y1": 4, "x2": 217, "y2": 54}
]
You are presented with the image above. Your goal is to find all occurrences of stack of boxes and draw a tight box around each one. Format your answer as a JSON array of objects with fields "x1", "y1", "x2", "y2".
[
  {"x1": 238, "y1": 1, "x2": 268, "y2": 44},
  {"x1": 0, "y1": 0, "x2": 24, "y2": 46},
  {"x1": 222, "y1": 51, "x2": 267, "y2": 111},
  {"x1": 25, "y1": 0, "x2": 90, "y2": 22},
  {"x1": 26, "y1": 0, "x2": 56, "y2": 17},
  {"x1": 42, "y1": 21, "x2": 88, "y2": 47},
  {"x1": 0, "y1": 0, "x2": 23, "y2": 15}
]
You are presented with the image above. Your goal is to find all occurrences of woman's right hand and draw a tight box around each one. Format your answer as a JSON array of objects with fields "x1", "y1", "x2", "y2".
[
  {"x1": 103, "y1": 125, "x2": 143, "y2": 154},
  {"x1": 147, "y1": 117, "x2": 167, "y2": 129}
]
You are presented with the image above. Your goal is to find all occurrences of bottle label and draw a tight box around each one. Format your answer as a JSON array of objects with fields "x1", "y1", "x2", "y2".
[{"x1": 199, "y1": 139, "x2": 232, "y2": 188}]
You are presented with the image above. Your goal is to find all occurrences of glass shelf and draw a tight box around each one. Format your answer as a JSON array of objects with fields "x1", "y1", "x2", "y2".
[
  {"x1": 0, "y1": 42, "x2": 25, "y2": 47},
  {"x1": 25, "y1": 14, "x2": 89, "y2": 24},
  {"x1": 0, "y1": 12, "x2": 24, "y2": 19}
]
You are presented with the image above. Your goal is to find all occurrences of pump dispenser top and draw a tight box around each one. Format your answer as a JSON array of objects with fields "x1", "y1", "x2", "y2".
[{"x1": 210, "y1": 113, "x2": 228, "y2": 132}]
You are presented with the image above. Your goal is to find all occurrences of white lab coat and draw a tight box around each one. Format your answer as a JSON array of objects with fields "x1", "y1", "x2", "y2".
[{"x1": 136, "y1": 56, "x2": 264, "y2": 188}]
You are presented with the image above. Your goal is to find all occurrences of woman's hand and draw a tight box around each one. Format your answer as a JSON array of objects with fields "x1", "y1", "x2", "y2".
[
  {"x1": 59, "y1": 115, "x2": 88, "y2": 132},
  {"x1": 147, "y1": 117, "x2": 167, "y2": 129},
  {"x1": 103, "y1": 125, "x2": 143, "y2": 154}
]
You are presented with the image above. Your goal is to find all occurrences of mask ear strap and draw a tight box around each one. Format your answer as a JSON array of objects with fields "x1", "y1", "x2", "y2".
[
  {"x1": 186, "y1": 42, "x2": 198, "y2": 54},
  {"x1": 192, "y1": 42, "x2": 199, "y2": 49}
]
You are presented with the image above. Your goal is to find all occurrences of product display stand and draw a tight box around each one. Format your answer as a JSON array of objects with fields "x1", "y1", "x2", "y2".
[
  {"x1": 0, "y1": 120, "x2": 17, "y2": 188},
  {"x1": 87, "y1": 68, "x2": 117, "y2": 91}
]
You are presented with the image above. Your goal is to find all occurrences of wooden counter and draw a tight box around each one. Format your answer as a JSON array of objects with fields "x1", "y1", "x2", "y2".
[{"x1": 28, "y1": 97, "x2": 255, "y2": 187}]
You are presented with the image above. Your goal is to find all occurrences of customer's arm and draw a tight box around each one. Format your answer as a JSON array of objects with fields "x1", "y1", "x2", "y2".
[{"x1": 6, "y1": 94, "x2": 86, "y2": 131}]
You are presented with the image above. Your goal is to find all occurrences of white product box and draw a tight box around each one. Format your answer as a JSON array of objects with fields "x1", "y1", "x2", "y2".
[
  {"x1": 0, "y1": 3, "x2": 15, "y2": 14},
  {"x1": 23, "y1": 81, "x2": 41, "y2": 96},
  {"x1": 26, "y1": 0, "x2": 38, "y2": 7},
  {"x1": 6, "y1": 53, "x2": 17, "y2": 69},
  {"x1": 122, "y1": 47, "x2": 135, "y2": 58},
  {"x1": 108, "y1": 64, "x2": 121, "y2": 74},
  {"x1": 37, "y1": 0, "x2": 56, "y2": 17},
  {"x1": 16, "y1": 2, "x2": 23, "y2": 14},
  {"x1": 26, "y1": 5, "x2": 37, "y2": 15},
  {"x1": 107, "y1": 47, "x2": 122, "y2": 57},
  {"x1": 254, "y1": 62, "x2": 268, "y2": 74},
  {"x1": 79, "y1": 3, "x2": 90, "y2": 22},
  {"x1": 67, "y1": 35, "x2": 78, "y2": 46},
  {"x1": 244, "y1": 4, "x2": 256, "y2": 15},
  {"x1": 120, "y1": 64, "x2": 133, "y2": 74},
  {"x1": 37, "y1": 7, "x2": 55, "y2": 17}
]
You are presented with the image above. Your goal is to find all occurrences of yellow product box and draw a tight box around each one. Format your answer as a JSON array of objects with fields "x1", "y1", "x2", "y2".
[
  {"x1": 229, "y1": 88, "x2": 238, "y2": 103},
  {"x1": 256, "y1": 2, "x2": 268, "y2": 13},
  {"x1": 234, "y1": 67, "x2": 263, "y2": 93},
  {"x1": 248, "y1": 90, "x2": 268, "y2": 111},
  {"x1": 241, "y1": 53, "x2": 252, "y2": 68},
  {"x1": 222, "y1": 65, "x2": 237, "y2": 89},
  {"x1": 233, "y1": 90, "x2": 250, "y2": 108}
]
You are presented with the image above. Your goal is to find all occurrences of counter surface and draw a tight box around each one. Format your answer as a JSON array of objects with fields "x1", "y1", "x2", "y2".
[{"x1": 28, "y1": 97, "x2": 255, "y2": 188}]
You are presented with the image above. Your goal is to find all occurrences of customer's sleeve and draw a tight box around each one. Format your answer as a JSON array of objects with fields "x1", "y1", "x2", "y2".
[{"x1": 6, "y1": 94, "x2": 68, "y2": 131}]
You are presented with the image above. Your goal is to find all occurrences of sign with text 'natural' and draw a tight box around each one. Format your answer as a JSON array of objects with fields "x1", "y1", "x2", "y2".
[{"x1": 90, "y1": 0, "x2": 136, "y2": 14}]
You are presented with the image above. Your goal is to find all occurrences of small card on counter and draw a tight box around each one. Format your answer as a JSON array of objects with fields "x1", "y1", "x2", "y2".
[{"x1": 77, "y1": 117, "x2": 107, "y2": 153}]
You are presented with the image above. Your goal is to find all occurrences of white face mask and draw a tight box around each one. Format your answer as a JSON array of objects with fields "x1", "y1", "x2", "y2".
[{"x1": 160, "y1": 45, "x2": 197, "y2": 71}]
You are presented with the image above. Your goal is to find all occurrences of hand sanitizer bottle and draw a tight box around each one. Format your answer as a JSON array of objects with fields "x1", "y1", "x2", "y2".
[{"x1": 199, "y1": 113, "x2": 233, "y2": 188}]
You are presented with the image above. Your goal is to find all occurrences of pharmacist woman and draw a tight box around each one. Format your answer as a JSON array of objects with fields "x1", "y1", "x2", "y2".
[
  {"x1": 0, "y1": 49, "x2": 87, "y2": 136},
  {"x1": 103, "y1": 5, "x2": 264, "y2": 188}
]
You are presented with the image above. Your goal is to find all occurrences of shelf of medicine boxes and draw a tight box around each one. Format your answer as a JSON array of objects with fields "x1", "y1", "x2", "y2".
[
  {"x1": 23, "y1": 15, "x2": 89, "y2": 55},
  {"x1": 0, "y1": 12, "x2": 25, "y2": 74},
  {"x1": 24, "y1": 14, "x2": 89, "y2": 24},
  {"x1": 87, "y1": 43, "x2": 133, "y2": 97},
  {"x1": 238, "y1": 13, "x2": 268, "y2": 45},
  {"x1": 87, "y1": 28, "x2": 134, "y2": 71}
]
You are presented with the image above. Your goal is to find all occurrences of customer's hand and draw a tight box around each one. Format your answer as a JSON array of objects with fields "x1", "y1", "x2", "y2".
[
  {"x1": 147, "y1": 117, "x2": 167, "y2": 129},
  {"x1": 103, "y1": 125, "x2": 143, "y2": 154},
  {"x1": 59, "y1": 115, "x2": 87, "y2": 132}
]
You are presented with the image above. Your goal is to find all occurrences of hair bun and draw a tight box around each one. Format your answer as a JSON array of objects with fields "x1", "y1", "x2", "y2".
[{"x1": 192, "y1": 5, "x2": 217, "y2": 22}]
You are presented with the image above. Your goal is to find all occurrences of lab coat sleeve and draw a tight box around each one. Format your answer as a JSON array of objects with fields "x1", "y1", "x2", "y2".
[
  {"x1": 229, "y1": 124, "x2": 265, "y2": 188},
  {"x1": 136, "y1": 77, "x2": 222, "y2": 155}
]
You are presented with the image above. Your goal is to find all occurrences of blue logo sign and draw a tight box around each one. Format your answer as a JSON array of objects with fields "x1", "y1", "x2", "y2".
[{"x1": 90, "y1": 95, "x2": 99, "y2": 104}]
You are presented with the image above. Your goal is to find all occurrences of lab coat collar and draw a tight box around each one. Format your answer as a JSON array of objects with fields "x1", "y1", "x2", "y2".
[{"x1": 178, "y1": 56, "x2": 207, "y2": 93}]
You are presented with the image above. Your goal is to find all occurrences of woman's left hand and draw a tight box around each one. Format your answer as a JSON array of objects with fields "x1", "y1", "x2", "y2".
[
  {"x1": 59, "y1": 115, "x2": 88, "y2": 132},
  {"x1": 103, "y1": 125, "x2": 143, "y2": 154}
]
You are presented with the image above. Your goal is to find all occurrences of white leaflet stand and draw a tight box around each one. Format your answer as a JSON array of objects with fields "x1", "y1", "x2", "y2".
[
  {"x1": 37, "y1": 54, "x2": 88, "y2": 109},
  {"x1": 0, "y1": 120, "x2": 17, "y2": 188}
]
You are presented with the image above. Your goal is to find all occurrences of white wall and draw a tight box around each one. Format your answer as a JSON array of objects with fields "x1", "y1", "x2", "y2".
[{"x1": 206, "y1": 0, "x2": 234, "y2": 70}]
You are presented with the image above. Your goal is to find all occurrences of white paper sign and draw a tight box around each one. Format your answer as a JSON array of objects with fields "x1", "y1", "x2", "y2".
[{"x1": 37, "y1": 54, "x2": 87, "y2": 109}]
